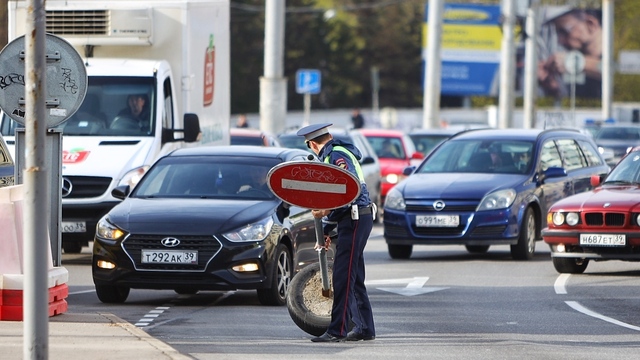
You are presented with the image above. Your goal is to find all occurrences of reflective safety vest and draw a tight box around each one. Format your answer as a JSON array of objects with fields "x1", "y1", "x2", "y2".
[{"x1": 324, "y1": 146, "x2": 365, "y2": 184}]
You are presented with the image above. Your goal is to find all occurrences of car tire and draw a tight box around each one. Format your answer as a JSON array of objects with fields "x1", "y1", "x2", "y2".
[
  {"x1": 552, "y1": 257, "x2": 589, "y2": 274},
  {"x1": 257, "y1": 243, "x2": 292, "y2": 306},
  {"x1": 465, "y1": 245, "x2": 490, "y2": 254},
  {"x1": 63, "y1": 241, "x2": 83, "y2": 254},
  {"x1": 388, "y1": 244, "x2": 412, "y2": 259},
  {"x1": 95, "y1": 284, "x2": 130, "y2": 303},
  {"x1": 511, "y1": 207, "x2": 536, "y2": 260},
  {"x1": 286, "y1": 262, "x2": 332, "y2": 336}
]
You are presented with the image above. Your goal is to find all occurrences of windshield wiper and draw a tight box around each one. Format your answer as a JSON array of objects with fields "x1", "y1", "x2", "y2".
[{"x1": 602, "y1": 180, "x2": 636, "y2": 185}]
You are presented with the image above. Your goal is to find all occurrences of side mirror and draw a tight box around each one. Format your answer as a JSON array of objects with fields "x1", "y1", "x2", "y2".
[
  {"x1": 590, "y1": 174, "x2": 603, "y2": 187},
  {"x1": 111, "y1": 185, "x2": 130, "y2": 200},
  {"x1": 183, "y1": 113, "x2": 202, "y2": 143},
  {"x1": 361, "y1": 156, "x2": 375, "y2": 165},
  {"x1": 410, "y1": 152, "x2": 424, "y2": 160},
  {"x1": 402, "y1": 166, "x2": 416, "y2": 176},
  {"x1": 540, "y1": 166, "x2": 567, "y2": 182}
]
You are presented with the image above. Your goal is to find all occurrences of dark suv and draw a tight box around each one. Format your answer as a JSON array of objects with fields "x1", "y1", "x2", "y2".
[{"x1": 383, "y1": 128, "x2": 610, "y2": 260}]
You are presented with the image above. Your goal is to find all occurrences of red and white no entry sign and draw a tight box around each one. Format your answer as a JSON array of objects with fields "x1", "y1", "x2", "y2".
[{"x1": 267, "y1": 161, "x2": 361, "y2": 210}]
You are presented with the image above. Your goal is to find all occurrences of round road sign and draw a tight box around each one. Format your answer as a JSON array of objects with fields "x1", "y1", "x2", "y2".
[
  {"x1": 0, "y1": 33, "x2": 87, "y2": 128},
  {"x1": 564, "y1": 50, "x2": 585, "y2": 75},
  {"x1": 267, "y1": 161, "x2": 361, "y2": 210}
]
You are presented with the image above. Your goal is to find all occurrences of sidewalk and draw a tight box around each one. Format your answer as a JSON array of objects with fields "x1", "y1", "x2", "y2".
[{"x1": 0, "y1": 312, "x2": 190, "y2": 360}]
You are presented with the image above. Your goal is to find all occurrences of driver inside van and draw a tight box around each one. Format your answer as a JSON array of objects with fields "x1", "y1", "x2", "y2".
[{"x1": 111, "y1": 94, "x2": 150, "y2": 131}]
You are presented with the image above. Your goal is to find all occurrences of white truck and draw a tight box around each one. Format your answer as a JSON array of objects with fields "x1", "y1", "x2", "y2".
[{"x1": 2, "y1": 0, "x2": 230, "y2": 253}]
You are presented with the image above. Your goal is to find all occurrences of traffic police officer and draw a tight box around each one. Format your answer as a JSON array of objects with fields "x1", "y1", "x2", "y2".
[{"x1": 297, "y1": 123, "x2": 376, "y2": 342}]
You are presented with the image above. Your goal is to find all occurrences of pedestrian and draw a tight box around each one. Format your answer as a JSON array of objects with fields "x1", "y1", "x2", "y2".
[
  {"x1": 236, "y1": 114, "x2": 249, "y2": 128},
  {"x1": 297, "y1": 123, "x2": 376, "y2": 342},
  {"x1": 350, "y1": 109, "x2": 365, "y2": 129}
]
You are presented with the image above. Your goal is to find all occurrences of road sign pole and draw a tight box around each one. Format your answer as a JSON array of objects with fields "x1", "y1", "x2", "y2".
[
  {"x1": 303, "y1": 93, "x2": 311, "y2": 127},
  {"x1": 314, "y1": 217, "x2": 331, "y2": 297}
]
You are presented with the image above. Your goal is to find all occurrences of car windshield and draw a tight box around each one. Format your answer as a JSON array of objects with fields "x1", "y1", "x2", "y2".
[
  {"x1": 416, "y1": 139, "x2": 534, "y2": 174},
  {"x1": 366, "y1": 136, "x2": 405, "y2": 159},
  {"x1": 133, "y1": 155, "x2": 279, "y2": 200},
  {"x1": 1, "y1": 76, "x2": 155, "y2": 137},
  {"x1": 409, "y1": 134, "x2": 451, "y2": 155},
  {"x1": 597, "y1": 127, "x2": 640, "y2": 141},
  {"x1": 603, "y1": 152, "x2": 640, "y2": 184},
  {"x1": 278, "y1": 135, "x2": 308, "y2": 151}
]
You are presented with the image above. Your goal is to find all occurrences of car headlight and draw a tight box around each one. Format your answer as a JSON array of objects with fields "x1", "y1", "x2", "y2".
[
  {"x1": 383, "y1": 173, "x2": 400, "y2": 184},
  {"x1": 384, "y1": 187, "x2": 406, "y2": 210},
  {"x1": 565, "y1": 212, "x2": 580, "y2": 226},
  {"x1": 223, "y1": 217, "x2": 273, "y2": 242},
  {"x1": 118, "y1": 166, "x2": 150, "y2": 188},
  {"x1": 476, "y1": 189, "x2": 516, "y2": 211},
  {"x1": 552, "y1": 212, "x2": 565, "y2": 226},
  {"x1": 96, "y1": 216, "x2": 126, "y2": 240}
]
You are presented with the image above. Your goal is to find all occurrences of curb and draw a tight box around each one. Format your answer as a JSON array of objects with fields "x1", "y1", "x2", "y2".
[{"x1": 100, "y1": 313, "x2": 192, "y2": 360}]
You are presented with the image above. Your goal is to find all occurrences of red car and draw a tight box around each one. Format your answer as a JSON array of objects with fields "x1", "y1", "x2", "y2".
[
  {"x1": 542, "y1": 147, "x2": 640, "y2": 274},
  {"x1": 359, "y1": 129, "x2": 424, "y2": 205}
]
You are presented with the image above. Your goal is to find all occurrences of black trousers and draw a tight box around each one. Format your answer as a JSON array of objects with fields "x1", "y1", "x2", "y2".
[{"x1": 327, "y1": 212, "x2": 375, "y2": 337}]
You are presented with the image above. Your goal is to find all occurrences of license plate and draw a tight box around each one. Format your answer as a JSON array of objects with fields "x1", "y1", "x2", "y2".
[
  {"x1": 61, "y1": 221, "x2": 86, "y2": 233},
  {"x1": 416, "y1": 215, "x2": 459, "y2": 227},
  {"x1": 141, "y1": 250, "x2": 198, "y2": 264},
  {"x1": 579, "y1": 234, "x2": 626, "y2": 246}
]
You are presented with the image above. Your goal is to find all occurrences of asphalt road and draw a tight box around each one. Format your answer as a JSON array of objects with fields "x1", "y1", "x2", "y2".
[{"x1": 63, "y1": 224, "x2": 640, "y2": 359}]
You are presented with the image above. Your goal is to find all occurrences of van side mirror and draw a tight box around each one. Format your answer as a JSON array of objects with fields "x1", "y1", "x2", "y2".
[{"x1": 183, "y1": 113, "x2": 201, "y2": 143}]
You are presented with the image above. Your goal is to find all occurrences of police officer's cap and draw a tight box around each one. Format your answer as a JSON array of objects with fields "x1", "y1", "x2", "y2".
[{"x1": 297, "y1": 123, "x2": 333, "y2": 141}]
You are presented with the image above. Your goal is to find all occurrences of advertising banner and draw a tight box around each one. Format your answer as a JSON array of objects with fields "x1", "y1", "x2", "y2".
[{"x1": 423, "y1": 3, "x2": 503, "y2": 96}]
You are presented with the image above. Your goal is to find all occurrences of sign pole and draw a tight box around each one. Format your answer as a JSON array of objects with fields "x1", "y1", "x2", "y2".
[
  {"x1": 314, "y1": 217, "x2": 331, "y2": 297},
  {"x1": 303, "y1": 93, "x2": 311, "y2": 127}
]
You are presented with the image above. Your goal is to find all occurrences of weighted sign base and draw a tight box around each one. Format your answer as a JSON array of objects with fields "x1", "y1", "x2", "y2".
[{"x1": 286, "y1": 262, "x2": 333, "y2": 336}]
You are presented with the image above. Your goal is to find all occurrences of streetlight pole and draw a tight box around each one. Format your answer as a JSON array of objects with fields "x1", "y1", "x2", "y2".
[{"x1": 422, "y1": 0, "x2": 444, "y2": 129}]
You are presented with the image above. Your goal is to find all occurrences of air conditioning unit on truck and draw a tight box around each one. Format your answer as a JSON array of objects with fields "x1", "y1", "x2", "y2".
[{"x1": 1, "y1": 0, "x2": 230, "y2": 253}]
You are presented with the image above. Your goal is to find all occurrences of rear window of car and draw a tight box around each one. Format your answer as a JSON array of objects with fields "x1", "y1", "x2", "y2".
[
  {"x1": 578, "y1": 140, "x2": 604, "y2": 167},
  {"x1": 231, "y1": 135, "x2": 264, "y2": 146}
]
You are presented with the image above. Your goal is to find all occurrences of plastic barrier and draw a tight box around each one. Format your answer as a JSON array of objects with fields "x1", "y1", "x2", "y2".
[{"x1": 0, "y1": 185, "x2": 68, "y2": 321}]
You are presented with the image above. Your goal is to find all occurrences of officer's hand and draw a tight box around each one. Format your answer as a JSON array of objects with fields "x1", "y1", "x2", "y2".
[
  {"x1": 314, "y1": 235, "x2": 332, "y2": 251},
  {"x1": 312, "y1": 209, "x2": 330, "y2": 219}
]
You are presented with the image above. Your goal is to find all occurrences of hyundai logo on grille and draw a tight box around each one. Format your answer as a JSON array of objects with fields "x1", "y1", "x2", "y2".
[
  {"x1": 161, "y1": 237, "x2": 181, "y2": 247},
  {"x1": 433, "y1": 200, "x2": 446, "y2": 211},
  {"x1": 61, "y1": 177, "x2": 73, "y2": 198}
]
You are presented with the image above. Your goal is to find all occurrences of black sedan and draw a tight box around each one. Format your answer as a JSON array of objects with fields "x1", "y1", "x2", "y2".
[{"x1": 92, "y1": 146, "x2": 326, "y2": 306}]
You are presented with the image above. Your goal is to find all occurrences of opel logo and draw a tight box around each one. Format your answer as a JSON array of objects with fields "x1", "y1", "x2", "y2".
[
  {"x1": 161, "y1": 237, "x2": 181, "y2": 247},
  {"x1": 61, "y1": 177, "x2": 73, "y2": 198},
  {"x1": 433, "y1": 200, "x2": 446, "y2": 211}
]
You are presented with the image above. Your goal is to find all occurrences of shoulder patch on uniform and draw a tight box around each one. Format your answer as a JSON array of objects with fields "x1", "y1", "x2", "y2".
[{"x1": 334, "y1": 157, "x2": 348, "y2": 170}]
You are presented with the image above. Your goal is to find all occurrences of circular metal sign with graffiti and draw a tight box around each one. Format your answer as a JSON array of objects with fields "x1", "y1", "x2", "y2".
[
  {"x1": 267, "y1": 161, "x2": 361, "y2": 210},
  {"x1": 0, "y1": 33, "x2": 87, "y2": 128}
]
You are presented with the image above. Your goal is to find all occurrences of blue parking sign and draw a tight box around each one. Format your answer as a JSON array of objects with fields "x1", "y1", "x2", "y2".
[{"x1": 296, "y1": 69, "x2": 321, "y2": 94}]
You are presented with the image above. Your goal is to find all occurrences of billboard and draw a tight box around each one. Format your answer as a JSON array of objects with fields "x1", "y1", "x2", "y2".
[
  {"x1": 537, "y1": 6, "x2": 602, "y2": 99},
  {"x1": 423, "y1": 3, "x2": 503, "y2": 96}
]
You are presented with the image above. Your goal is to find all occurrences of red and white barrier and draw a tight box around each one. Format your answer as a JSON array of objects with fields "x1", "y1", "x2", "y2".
[{"x1": 0, "y1": 185, "x2": 69, "y2": 321}]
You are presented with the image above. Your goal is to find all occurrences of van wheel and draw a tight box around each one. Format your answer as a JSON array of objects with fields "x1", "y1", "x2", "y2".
[
  {"x1": 552, "y1": 257, "x2": 589, "y2": 274},
  {"x1": 388, "y1": 244, "x2": 412, "y2": 259},
  {"x1": 95, "y1": 284, "x2": 130, "y2": 303},
  {"x1": 511, "y1": 207, "x2": 536, "y2": 260}
]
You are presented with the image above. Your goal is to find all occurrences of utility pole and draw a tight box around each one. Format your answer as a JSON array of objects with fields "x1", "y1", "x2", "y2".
[
  {"x1": 498, "y1": 0, "x2": 517, "y2": 129},
  {"x1": 423, "y1": 0, "x2": 444, "y2": 129},
  {"x1": 602, "y1": 0, "x2": 614, "y2": 120},
  {"x1": 260, "y1": 0, "x2": 287, "y2": 134},
  {"x1": 523, "y1": 0, "x2": 539, "y2": 129}
]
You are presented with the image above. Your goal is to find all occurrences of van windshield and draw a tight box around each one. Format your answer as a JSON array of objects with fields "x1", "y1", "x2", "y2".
[{"x1": 0, "y1": 76, "x2": 155, "y2": 137}]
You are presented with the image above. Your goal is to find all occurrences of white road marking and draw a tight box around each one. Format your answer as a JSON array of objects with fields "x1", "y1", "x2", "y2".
[
  {"x1": 68, "y1": 289, "x2": 96, "y2": 295},
  {"x1": 367, "y1": 277, "x2": 448, "y2": 296},
  {"x1": 281, "y1": 179, "x2": 346, "y2": 193},
  {"x1": 554, "y1": 273, "x2": 570, "y2": 294},
  {"x1": 565, "y1": 301, "x2": 640, "y2": 331}
]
